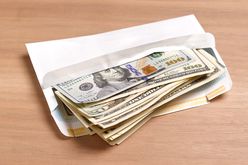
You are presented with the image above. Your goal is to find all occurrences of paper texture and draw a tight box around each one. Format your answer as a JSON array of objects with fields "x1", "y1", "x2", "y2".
[
  {"x1": 26, "y1": 15, "x2": 232, "y2": 137},
  {"x1": 43, "y1": 33, "x2": 215, "y2": 89}
]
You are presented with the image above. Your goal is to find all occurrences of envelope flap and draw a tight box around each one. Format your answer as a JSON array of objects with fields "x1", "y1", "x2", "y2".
[
  {"x1": 42, "y1": 33, "x2": 215, "y2": 89},
  {"x1": 26, "y1": 15, "x2": 205, "y2": 86}
]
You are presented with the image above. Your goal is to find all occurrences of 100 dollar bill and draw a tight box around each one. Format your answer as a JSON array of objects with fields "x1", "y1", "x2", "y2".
[
  {"x1": 62, "y1": 49, "x2": 214, "y2": 118},
  {"x1": 96, "y1": 49, "x2": 215, "y2": 103},
  {"x1": 95, "y1": 49, "x2": 224, "y2": 131},
  {"x1": 53, "y1": 49, "x2": 195, "y2": 103},
  {"x1": 105, "y1": 49, "x2": 225, "y2": 144}
]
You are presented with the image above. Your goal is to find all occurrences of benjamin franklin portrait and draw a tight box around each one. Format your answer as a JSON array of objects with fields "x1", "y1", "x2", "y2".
[{"x1": 93, "y1": 66, "x2": 138, "y2": 99}]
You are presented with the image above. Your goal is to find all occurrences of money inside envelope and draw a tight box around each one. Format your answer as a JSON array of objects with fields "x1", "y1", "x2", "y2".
[{"x1": 53, "y1": 48, "x2": 228, "y2": 145}]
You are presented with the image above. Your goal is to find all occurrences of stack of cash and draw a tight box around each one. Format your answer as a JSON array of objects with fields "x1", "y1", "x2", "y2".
[{"x1": 53, "y1": 48, "x2": 225, "y2": 145}]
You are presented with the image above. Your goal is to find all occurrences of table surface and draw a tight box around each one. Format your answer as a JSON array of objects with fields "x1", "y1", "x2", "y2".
[{"x1": 1, "y1": 0, "x2": 248, "y2": 164}]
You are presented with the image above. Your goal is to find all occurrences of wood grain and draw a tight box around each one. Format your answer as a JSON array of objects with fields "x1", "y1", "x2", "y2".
[{"x1": 0, "y1": 0, "x2": 248, "y2": 164}]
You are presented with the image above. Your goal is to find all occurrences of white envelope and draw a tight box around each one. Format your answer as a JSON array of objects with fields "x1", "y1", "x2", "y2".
[{"x1": 26, "y1": 15, "x2": 232, "y2": 137}]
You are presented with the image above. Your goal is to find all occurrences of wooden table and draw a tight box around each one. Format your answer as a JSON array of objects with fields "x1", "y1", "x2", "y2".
[{"x1": 1, "y1": 0, "x2": 248, "y2": 164}]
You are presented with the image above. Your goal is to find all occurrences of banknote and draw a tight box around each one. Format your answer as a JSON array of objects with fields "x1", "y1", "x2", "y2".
[
  {"x1": 90, "y1": 100, "x2": 154, "y2": 141},
  {"x1": 91, "y1": 93, "x2": 158, "y2": 124},
  {"x1": 107, "y1": 114, "x2": 151, "y2": 145},
  {"x1": 55, "y1": 90, "x2": 150, "y2": 142},
  {"x1": 106, "y1": 79, "x2": 201, "y2": 141},
  {"x1": 59, "y1": 82, "x2": 180, "y2": 125},
  {"x1": 54, "y1": 91, "x2": 92, "y2": 128},
  {"x1": 62, "y1": 49, "x2": 215, "y2": 118},
  {"x1": 148, "y1": 49, "x2": 225, "y2": 111},
  {"x1": 52, "y1": 48, "x2": 227, "y2": 145},
  {"x1": 55, "y1": 79, "x2": 186, "y2": 130},
  {"x1": 54, "y1": 48, "x2": 219, "y2": 128},
  {"x1": 64, "y1": 78, "x2": 197, "y2": 144},
  {"x1": 109, "y1": 79, "x2": 199, "y2": 140},
  {"x1": 152, "y1": 48, "x2": 227, "y2": 118},
  {"x1": 96, "y1": 49, "x2": 215, "y2": 103},
  {"x1": 106, "y1": 70, "x2": 224, "y2": 144},
  {"x1": 108, "y1": 116, "x2": 146, "y2": 141},
  {"x1": 53, "y1": 49, "x2": 196, "y2": 103},
  {"x1": 53, "y1": 91, "x2": 94, "y2": 136},
  {"x1": 76, "y1": 95, "x2": 136, "y2": 117},
  {"x1": 96, "y1": 80, "x2": 187, "y2": 128},
  {"x1": 95, "y1": 97, "x2": 164, "y2": 140},
  {"x1": 94, "y1": 113, "x2": 148, "y2": 139},
  {"x1": 97, "y1": 50, "x2": 225, "y2": 133}
]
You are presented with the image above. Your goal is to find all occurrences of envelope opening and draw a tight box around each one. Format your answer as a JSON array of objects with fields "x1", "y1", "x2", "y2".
[{"x1": 42, "y1": 33, "x2": 215, "y2": 89}]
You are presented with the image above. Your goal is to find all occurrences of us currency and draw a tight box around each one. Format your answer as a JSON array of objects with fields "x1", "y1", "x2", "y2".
[
  {"x1": 93, "y1": 79, "x2": 197, "y2": 144},
  {"x1": 53, "y1": 91, "x2": 94, "y2": 136},
  {"x1": 95, "y1": 117, "x2": 146, "y2": 140},
  {"x1": 108, "y1": 78, "x2": 200, "y2": 142},
  {"x1": 108, "y1": 116, "x2": 146, "y2": 141},
  {"x1": 146, "y1": 49, "x2": 225, "y2": 112},
  {"x1": 67, "y1": 49, "x2": 215, "y2": 118},
  {"x1": 96, "y1": 80, "x2": 188, "y2": 128},
  {"x1": 89, "y1": 99, "x2": 154, "y2": 142},
  {"x1": 55, "y1": 89, "x2": 145, "y2": 141},
  {"x1": 90, "y1": 82, "x2": 181, "y2": 121},
  {"x1": 97, "y1": 50, "x2": 225, "y2": 130},
  {"x1": 107, "y1": 69, "x2": 223, "y2": 144},
  {"x1": 96, "y1": 49, "x2": 215, "y2": 103},
  {"x1": 107, "y1": 114, "x2": 151, "y2": 145},
  {"x1": 58, "y1": 68, "x2": 222, "y2": 144},
  {"x1": 55, "y1": 90, "x2": 152, "y2": 142},
  {"x1": 53, "y1": 49, "x2": 196, "y2": 103},
  {"x1": 91, "y1": 80, "x2": 187, "y2": 121},
  {"x1": 55, "y1": 78, "x2": 185, "y2": 129},
  {"x1": 94, "y1": 99, "x2": 161, "y2": 140},
  {"x1": 91, "y1": 91, "x2": 159, "y2": 124},
  {"x1": 54, "y1": 91, "x2": 92, "y2": 128},
  {"x1": 151, "y1": 48, "x2": 227, "y2": 118},
  {"x1": 92, "y1": 100, "x2": 156, "y2": 139},
  {"x1": 55, "y1": 89, "x2": 151, "y2": 129},
  {"x1": 53, "y1": 48, "x2": 226, "y2": 145},
  {"x1": 76, "y1": 94, "x2": 139, "y2": 117},
  {"x1": 55, "y1": 91, "x2": 119, "y2": 141},
  {"x1": 71, "y1": 80, "x2": 189, "y2": 142},
  {"x1": 106, "y1": 49, "x2": 225, "y2": 143}
]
